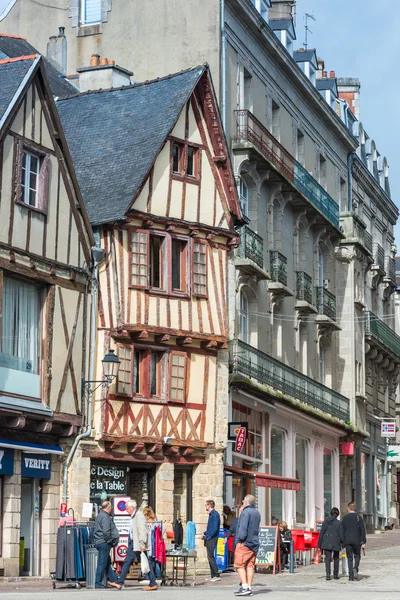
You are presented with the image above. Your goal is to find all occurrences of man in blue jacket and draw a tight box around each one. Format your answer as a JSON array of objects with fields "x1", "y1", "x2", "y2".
[
  {"x1": 202, "y1": 499, "x2": 221, "y2": 582},
  {"x1": 234, "y1": 495, "x2": 261, "y2": 596}
]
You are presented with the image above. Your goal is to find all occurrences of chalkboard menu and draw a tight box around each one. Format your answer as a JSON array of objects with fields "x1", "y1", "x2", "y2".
[
  {"x1": 256, "y1": 526, "x2": 278, "y2": 571},
  {"x1": 314, "y1": 520, "x2": 324, "y2": 532}
]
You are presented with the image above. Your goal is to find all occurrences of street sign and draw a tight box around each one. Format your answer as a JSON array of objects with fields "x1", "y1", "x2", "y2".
[
  {"x1": 235, "y1": 427, "x2": 247, "y2": 452},
  {"x1": 114, "y1": 536, "x2": 129, "y2": 562},
  {"x1": 387, "y1": 445, "x2": 400, "y2": 461},
  {"x1": 113, "y1": 496, "x2": 130, "y2": 516},
  {"x1": 381, "y1": 422, "x2": 396, "y2": 438}
]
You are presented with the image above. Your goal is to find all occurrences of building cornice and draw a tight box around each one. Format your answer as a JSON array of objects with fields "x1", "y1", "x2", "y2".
[{"x1": 353, "y1": 156, "x2": 398, "y2": 224}]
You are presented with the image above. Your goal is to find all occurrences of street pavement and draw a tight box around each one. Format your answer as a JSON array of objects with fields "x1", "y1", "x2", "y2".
[{"x1": 1, "y1": 530, "x2": 400, "y2": 599}]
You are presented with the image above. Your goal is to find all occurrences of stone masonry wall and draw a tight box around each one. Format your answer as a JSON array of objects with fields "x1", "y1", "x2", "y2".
[{"x1": 1, "y1": 452, "x2": 21, "y2": 577}]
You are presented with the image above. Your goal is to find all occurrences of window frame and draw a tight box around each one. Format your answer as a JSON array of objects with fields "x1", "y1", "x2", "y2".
[
  {"x1": 149, "y1": 232, "x2": 168, "y2": 293},
  {"x1": 192, "y1": 239, "x2": 208, "y2": 299},
  {"x1": 130, "y1": 230, "x2": 149, "y2": 290},
  {"x1": 16, "y1": 141, "x2": 50, "y2": 215},
  {"x1": 116, "y1": 344, "x2": 133, "y2": 397},
  {"x1": 171, "y1": 139, "x2": 201, "y2": 183},
  {"x1": 80, "y1": 0, "x2": 102, "y2": 26},
  {"x1": 171, "y1": 234, "x2": 189, "y2": 296},
  {"x1": 169, "y1": 351, "x2": 187, "y2": 404}
]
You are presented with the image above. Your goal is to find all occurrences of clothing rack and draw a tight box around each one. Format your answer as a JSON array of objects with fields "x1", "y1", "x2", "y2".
[{"x1": 51, "y1": 519, "x2": 95, "y2": 589}]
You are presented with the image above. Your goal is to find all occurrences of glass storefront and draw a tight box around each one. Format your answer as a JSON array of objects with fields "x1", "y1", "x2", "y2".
[
  {"x1": 376, "y1": 458, "x2": 382, "y2": 515},
  {"x1": 296, "y1": 437, "x2": 307, "y2": 524},
  {"x1": 323, "y1": 448, "x2": 333, "y2": 517},
  {"x1": 270, "y1": 428, "x2": 284, "y2": 521}
]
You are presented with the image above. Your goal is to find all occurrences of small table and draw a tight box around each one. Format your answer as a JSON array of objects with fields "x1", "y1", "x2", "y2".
[{"x1": 165, "y1": 551, "x2": 197, "y2": 586}]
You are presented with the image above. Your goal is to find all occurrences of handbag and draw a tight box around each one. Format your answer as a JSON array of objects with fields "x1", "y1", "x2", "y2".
[{"x1": 141, "y1": 551, "x2": 150, "y2": 575}]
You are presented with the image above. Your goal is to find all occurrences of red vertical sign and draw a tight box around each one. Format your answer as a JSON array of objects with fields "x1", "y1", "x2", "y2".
[{"x1": 235, "y1": 427, "x2": 247, "y2": 453}]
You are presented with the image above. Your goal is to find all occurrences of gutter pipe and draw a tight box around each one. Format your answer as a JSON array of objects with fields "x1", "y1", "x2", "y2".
[
  {"x1": 62, "y1": 246, "x2": 102, "y2": 504},
  {"x1": 220, "y1": 0, "x2": 226, "y2": 130},
  {"x1": 348, "y1": 152, "x2": 355, "y2": 212}
]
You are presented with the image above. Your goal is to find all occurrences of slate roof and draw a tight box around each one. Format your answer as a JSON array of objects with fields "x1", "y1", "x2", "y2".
[
  {"x1": 0, "y1": 57, "x2": 35, "y2": 123},
  {"x1": 316, "y1": 78, "x2": 338, "y2": 93},
  {"x1": 293, "y1": 49, "x2": 317, "y2": 66},
  {"x1": 56, "y1": 66, "x2": 206, "y2": 226},
  {"x1": 0, "y1": 35, "x2": 76, "y2": 97}
]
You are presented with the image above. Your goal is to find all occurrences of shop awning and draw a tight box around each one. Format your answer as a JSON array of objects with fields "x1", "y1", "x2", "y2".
[
  {"x1": 0, "y1": 439, "x2": 64, "y2": 455},
  {"x1": 224, "y1": 465, "x2": 301, "y2": 492}
]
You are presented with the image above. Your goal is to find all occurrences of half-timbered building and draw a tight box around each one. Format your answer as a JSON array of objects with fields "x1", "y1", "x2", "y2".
[
  {"x1": 57, "y1": 63, "x2": 241, "y2": 552},
  {"x1": 0, "y1": 55, "x2": 94, "y2": 576}
]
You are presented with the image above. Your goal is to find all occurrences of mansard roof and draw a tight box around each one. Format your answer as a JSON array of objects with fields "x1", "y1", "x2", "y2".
[
  {"x1": 0, "y1": 34, "x2": 76, "y2": 97},
  {"x1": 57, "y1": 65, "x2": 240, "y2": 227}
]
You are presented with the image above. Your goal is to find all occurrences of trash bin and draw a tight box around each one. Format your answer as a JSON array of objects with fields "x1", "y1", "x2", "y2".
[{"x1": 86, "y1": 545, "x2": 98, "y2": 589}]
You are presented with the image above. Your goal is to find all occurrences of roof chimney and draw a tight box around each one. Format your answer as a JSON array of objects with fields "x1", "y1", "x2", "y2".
[
  {"x1": 316, "y1": 57, "x2": 325, "y2": 80},
  {"x1": 77, "y1": 56, "x2": 133, "y2": 92},
  {"x1": 337, "y1": 77, "x2": 361, "y2": 120},
  {"x1": 330, "y1": 70, "x2": 335, "y2": 78},
  {"x1": 269, "y1": 0, "x2": 296, "y2": 20},
  {"x1": 46, "y1": 26, "x2": 67, "y2": 77},
  {"x1": 322, "y1": 70, "x2": 327, "y2": 78}
]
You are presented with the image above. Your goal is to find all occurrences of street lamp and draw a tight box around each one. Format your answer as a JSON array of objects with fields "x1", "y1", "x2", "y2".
[{"x1": 102, "y1": 349, "x2": 121, "y2": 384}]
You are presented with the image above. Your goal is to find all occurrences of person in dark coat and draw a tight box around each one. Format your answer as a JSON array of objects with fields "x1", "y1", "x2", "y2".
[
  {"x1": 318, "y1": 507, "x2": 344, "y2": 580},
  {"x1": 342, "y1": 502, "x2": 366, "y2": 581},
  {"x1": 278, "y1": 521, "x2": 292, "y2": 570},
  {"x1": 202, "y1": 499, "x2": 221, "y2": 582},
  {"x1": 227, "y1": 516, "x2": 239, "y2": 550},
  {"x1": 93, "y1": 500, "x2": 120, "y2": 589}
]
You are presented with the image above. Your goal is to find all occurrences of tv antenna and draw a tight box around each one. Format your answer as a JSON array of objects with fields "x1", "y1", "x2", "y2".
[{"x1": 304, "y1": 13, "x2": 316, "y2": 49}]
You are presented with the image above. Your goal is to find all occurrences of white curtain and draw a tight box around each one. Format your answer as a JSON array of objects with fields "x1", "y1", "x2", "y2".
[{"x1": 1, "y1": 277, "x2": 40, "y2": 373}]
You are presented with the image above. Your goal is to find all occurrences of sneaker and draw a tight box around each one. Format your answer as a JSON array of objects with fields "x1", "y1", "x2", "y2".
[
  {"x1": 142, "y1": 586, "x2": 158, "y2": 591},
  {"x1": 234, "y1": 586, "x2": 243, "y2": 595},
  {"x1": 236, "y1": 590, "x2": 252, "y2": 597},
  {"x1": 210, "y1": 577, "x2": 221, "y2": 582}
]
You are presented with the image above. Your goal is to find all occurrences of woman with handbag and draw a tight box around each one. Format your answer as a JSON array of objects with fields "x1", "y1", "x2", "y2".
[
  {"x1": 318, "y1": 507, "x2": 344, "y2": 581},
  {"x1": 142, "y1": 506, "x2": 166, "y2": 591}
]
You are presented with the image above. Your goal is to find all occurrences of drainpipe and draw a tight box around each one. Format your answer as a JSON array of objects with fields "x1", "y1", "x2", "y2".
[
  {"x1": 220, "y1": 0, "x2": 226, "y2": 130},
  {"x1": 62, "y1": 245, "x2": 103, "y2": 504},
  {"x1": 347, "y1": 152, "x2": 355, "y2": 212}
]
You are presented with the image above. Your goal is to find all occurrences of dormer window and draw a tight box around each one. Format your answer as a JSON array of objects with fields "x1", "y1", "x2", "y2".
[
  {"x1": 250, "y1": 0, "x2": 270, "y2": 20},
  {"x1": 268, "y1": 19, "x2": 296, "y2": 56},
  {"x1": 171, "y1": 141, "x2": 200, "y2": 180}
]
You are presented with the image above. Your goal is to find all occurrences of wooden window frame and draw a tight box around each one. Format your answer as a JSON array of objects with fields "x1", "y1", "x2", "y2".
[
  {"x1": 15, "y1": 140, "x2": 50, "y2": 216},
  {"x1": 171, "y1": 234, "x2": 189, "y2": 297},
  {"x1": 169, "y1": 351, "x2": 187, "y2": 404},
  {"x1": 170, "y1": 139, "x2": 201, "y2": 184},
  {"x1": 149, "y1": 232, "x2": 168, "y2": 293},
  {"x1": 192, "y1": 239, "x2": 208, "y2": 298},
  {"x1": 131, "y1": 345, "x2": 167, "y2": 404},
  {"x1": 116, "y1": 343, "x2": 133, "y2": 397},
  {"x1": 130, "y1": 229, "x2": 149, "y2": 289}
]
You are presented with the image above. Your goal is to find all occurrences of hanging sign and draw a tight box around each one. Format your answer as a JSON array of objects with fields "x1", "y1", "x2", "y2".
[
  {"x1": 21, "y1": 453, "x2": 51, "y2": 479},
  {"x1": 228, "y1": 422, "x2": 248, "y2": 441},
  {"x1": 387, "y1": 445, "x2": 400, "y2": 461},
  {"x1": 381, "y1": 422, "x2": 396, "y2": 438},
  {"x1": 114, "y1": 536, "x2": 129, "y2": 563},
  {"x1": 235, "y1": 427, "x2": 247, "y2": 453},
  {"x1": 0, "y1": 448, "x2": 14, "y2": 476}
]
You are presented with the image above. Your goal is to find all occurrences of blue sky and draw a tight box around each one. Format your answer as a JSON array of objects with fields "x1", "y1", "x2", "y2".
[
  {"x1": 296, "y1": 0, "x2": 400, "y2": 242},
  {"x1": 1, "y1": 0, "x2": 398, "y2": 240}
]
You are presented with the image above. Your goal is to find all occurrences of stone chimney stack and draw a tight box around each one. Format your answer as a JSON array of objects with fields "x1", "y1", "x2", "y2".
[
  {"x1": 268, "y1": 0, "x2": 296, "y2": 20},
  {"x1": 337, "y1": 77, "x2": 361, "y2": 120},
  {"x1": 316, "y1": 58, "x2": 325, "y2": 80},
  {"x1": 47, "y1": 27, "x2": 67, "y2": 77},
  {"x1": 77, "y1": 55, "x2": 133, "y2": 92}
]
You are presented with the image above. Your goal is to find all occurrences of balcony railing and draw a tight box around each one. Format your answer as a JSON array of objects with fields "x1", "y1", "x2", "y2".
[
  {"x1": 270, "y1": 251, "x2": 287, "y2": 285},
  {"x1": 364, "y1": 231, "x2": 373, "y2": 254},
  {"x1": 365, "y1": 312, "x2": 400, "y2": 358},
  {"x1": 317, "y1": 287, "x2": 337, "y2": 321},
  {"x1": 340, "y1": 213, "x2": 373, "y2": 254},
  {"x1": 385, "y1": 256, "x2": 396, "y2": 283},
  {"x1": 229, "y1": 339, "x2": 350, "y2": 422},
  {"x1": 296, "y1": 271, "x2": 313, "y2": 304},
  {"x1": 372, "y1": 243, "x2": 385, "y2": 271},
  {"x1": 239, "y1": 225, "x2": 264, "y2": 269},
  {"x1": 234, "y1": 110, "x2": 340, "y2": 229}
]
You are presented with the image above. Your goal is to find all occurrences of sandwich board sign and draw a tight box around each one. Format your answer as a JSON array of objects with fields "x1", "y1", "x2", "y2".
[{"x1": 255, "y1": 526, "x2": 279, "y2": 574}]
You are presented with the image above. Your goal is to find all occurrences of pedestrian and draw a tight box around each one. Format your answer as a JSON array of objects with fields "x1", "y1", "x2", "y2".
[
  {"x1": 117, "y1": 499, "x2": 147, "y2": 587},
  {"x1": 202, "y1": 499, "x2": 221, "y2": 582},
  {"x1": 234, "y1": 494, "x2": 261, "y2": 596},
  {"x1": 342, "y1": 502, "x2": 366, "y2": 581},
  {"x1": 93, "y1": 500, "x2": 120, "y2": 589},
  {"x1": 223, "y1": 505, "x2": 235, "y2": 529},
  {"x1": 142, "y1": 506, "x2": 165, "y2": 591},
  {"x1": 271, "y1": 516, "x2": 279, "y2": 526},
  {"x1": 278, "y1": 521, "x2": 292, "y2": 571},
  {"x1": 318, "y1": 507, "x2": 343, "y2": 580}
]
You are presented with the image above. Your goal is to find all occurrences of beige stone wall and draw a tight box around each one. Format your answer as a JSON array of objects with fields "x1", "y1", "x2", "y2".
[
  {"x1": 1, "y1": 453, "x2": 21, "y2": 577},
  {"x1": 40, "y1": 455, "x2": 62, "y2": 576}
]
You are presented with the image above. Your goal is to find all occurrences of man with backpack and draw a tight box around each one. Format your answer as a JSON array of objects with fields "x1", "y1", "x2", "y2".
[
  {"x1": 318, "y1": 507, "x2": 343, "y2": 580},
  {"x1": 342, "y1": 502, "x2": 367, "y2": 581}
]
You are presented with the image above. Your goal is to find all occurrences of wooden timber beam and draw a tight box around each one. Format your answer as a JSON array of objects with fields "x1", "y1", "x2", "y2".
[
  {"x1": 129, "y1": 442, "x2": 145, "y2": 454},
  {"x1": 5, "y1": 415, "x2": 26, "y2": 429},
  {"x1": 34, "y1": 420, "x2": 53, "y2": 433},
  {"x1": 177, "y1": 336, "x2": 192, "y2": 346},
  {"x1": 201, "y1": 340, "x2": 218, "y2": 349},
  {"x1": 155, "y1": 334, "x2": 170, "y2": 343}
]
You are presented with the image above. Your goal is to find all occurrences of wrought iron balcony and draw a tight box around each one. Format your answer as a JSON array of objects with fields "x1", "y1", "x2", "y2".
[
  {"x1": 234, "y1": 110, "x2": 340, "y2": 229},
  {"x1": 239, "y1": 225, "x2": 264, "y2": 269},
  {"x1": 317, "y1": 287, "x2": 337, "y2": 321},
  {"x1": 229, "y1": 339, "x2": 350, "y2": 422},
  {"x1": 365, "y1": 311, "x2": 400, "y2": 358},
  {"x1": 372, "y1": 243, "x2": 385, "y2": 271},
  {"x1": 339, "y1": 213, "x2": 373, "y2": 255},
  {"x1": 270, "y1": 251, "x2": 287, "y2": 285},
  {"x1": 296, "y1": 272, "x2": 313, "y2": 305}
]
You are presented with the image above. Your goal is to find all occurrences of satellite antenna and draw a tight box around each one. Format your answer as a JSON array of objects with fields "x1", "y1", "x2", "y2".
[{"x1": 304, "y1": 13, "x2": 316, "y2": 49}]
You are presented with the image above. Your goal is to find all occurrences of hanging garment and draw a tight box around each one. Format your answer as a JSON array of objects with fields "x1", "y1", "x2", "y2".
[
  {"x1": 154, "y1": 526, "x2": 166, "y2": 564},
  {"x1": 185, "y1": 521, "x2": 196, "y2": 550},
  {"x1": 173, "y1": 520, "x2": 183, "y2": 549}
]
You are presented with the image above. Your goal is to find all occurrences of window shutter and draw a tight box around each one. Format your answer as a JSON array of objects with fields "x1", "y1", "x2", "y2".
[
  {"x1": 117, "y1": 345, "x2": 132, "y2": 395},
  {"x1": 83, "y1": 0, "x2": 102, "y2": 24},
  {"x1": 131, "y1": 231, "x2": 149, "y2": 288},
  {"x1": 38, "y1": 154, "x2": 50, "y2": 213},
  {"x1": 192, "y1": 241, "x2": 207, "y2": 297},
  {"x1": 169, "y1": 352, "x2": 187, "y2": 403}
]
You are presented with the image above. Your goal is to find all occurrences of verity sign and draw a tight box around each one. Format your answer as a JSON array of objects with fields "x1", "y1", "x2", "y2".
[
  {"x1": 22, "y1": 453, "x2": 51, "y2": 479},
  {"x1": 90, "y1": 463, "x2": 128, "y2": 496}
]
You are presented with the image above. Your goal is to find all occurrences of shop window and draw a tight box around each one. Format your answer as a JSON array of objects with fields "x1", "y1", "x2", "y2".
[
  {"x1": 130, "y1": 230, "x2": 192, "y2": 297},
  {"x1": 0, "y1": 276, "x2": 41, "y2": 375},
  {"x1": 169, "y1": 352, "x2": 187, "y2": 403},
  {"x1": 192, "y1": 241, "x2": 207, "y2": 297},
  {"x1": 295, "y1": 437, "x2": 307, "y2": 524},
  {"x1": 376, "y1": 458, "x2": 383, "y2": 515},
  {"x1": 323, "y1": 448, "x2": 333, "y2": 518},
  {"x1": 270, "y1": 428, "x2": 284, "y2": 522}
]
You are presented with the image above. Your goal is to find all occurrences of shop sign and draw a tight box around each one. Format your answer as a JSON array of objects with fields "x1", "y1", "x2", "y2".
[
  {"x1": 114, "y1": 536, "x2": 129, "y2": 563},
  {"x1": 255, "y1": 476, "x2": 301, "y2": 491},
  {"x1": 0, "y1": 448, "x2": 14, "y2": 476},
  {"x1": 235, "y1": 427, "x2": 247, "y2": 453},
  {"x1": 228, "y1": 422, "x2": 248, "y2": 441},
  {"x1": 90, "y1": 463, "x2": 128, "y2": 496},
  {"x1": 22, "y1": 453, "x2": 51, "y2": 479},
  {"x1": 381, "y1": 421, "x2": 396, "y2": 438},
  {"x1": 387, "y1": 445, "x2": 400, "y2": 462}
]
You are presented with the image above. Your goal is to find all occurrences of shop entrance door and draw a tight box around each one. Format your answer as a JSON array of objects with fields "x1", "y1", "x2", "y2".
[{"x1": 20, "y1": 478, "x2": 40, "y2": 576}]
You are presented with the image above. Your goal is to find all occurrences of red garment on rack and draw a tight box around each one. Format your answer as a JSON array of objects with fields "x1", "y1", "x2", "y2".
[{"x1": 154, "y1": 526, "x2": 166, "y2": 564}]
